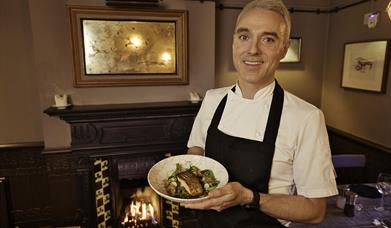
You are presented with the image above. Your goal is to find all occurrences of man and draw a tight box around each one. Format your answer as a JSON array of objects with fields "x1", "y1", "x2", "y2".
[{"x1": 183, "y1": 0, "x2": 338, "y2": 227}]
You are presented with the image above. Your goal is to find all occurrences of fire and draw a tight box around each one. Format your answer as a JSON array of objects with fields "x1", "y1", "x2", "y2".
[{"x1": 122, "y1": 200, "x2": 157, "y2": 227}]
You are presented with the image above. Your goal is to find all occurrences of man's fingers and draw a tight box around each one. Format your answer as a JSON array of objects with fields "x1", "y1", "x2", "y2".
[
  {"x1": 181, "y1": 199, "x2": 217, "y2": 209},
  {"x1": 180, "y1": 198, "x2": 213, "y2": 209},
  {"x1": 180, "y1": 182, "x2": 247, "y2": 210},
  {"x1": 208, "y1": 186, "x2": 234, "y2": 199},
  {"x1": 208, "y1": 187, "x2": 224, "y2": 197},
  {"x1": 181, "y1": 194, "x2": 236, "y2": 210}
]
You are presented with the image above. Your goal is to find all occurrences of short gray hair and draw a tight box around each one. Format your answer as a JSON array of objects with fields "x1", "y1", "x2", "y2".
[{"x1": 237, "y1": 0, "x2": 291, "y2": 42}]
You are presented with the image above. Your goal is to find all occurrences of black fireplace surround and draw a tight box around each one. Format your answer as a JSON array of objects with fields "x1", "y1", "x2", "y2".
[{"x1": 44, "y1": 101, "x2": 201, "y2": 227}]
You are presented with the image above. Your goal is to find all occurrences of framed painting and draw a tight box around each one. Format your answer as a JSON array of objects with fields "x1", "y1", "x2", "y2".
[
  {"x1": 69, "y1": 6, "x2": 188, "y2": 87},
  {"x1": 341, "y1": 40, "x2": 390, "y2": 93},
  {"x1": 281, "y1": 37, "x2": 301, "y2": 63}
]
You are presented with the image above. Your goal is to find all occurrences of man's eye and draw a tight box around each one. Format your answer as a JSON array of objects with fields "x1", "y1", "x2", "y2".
[
  {"x1": 262, "y1": 37, "x2": 275, "y2": 43},
  {"x1": 238, "y1": 35, "x2": 249, "y2": 41}
]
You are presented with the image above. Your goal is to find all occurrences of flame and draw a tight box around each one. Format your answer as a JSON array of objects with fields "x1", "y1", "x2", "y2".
[
  {"x1": 141, "y1": 203, "x2": 147, "y2": 219},
  {"x1": 122, "y1": 200, "x2": 157, "y2": 226},
  {"x1": 148, "y1": 204, "x2": 154, "y2": 217},
  {"x1": 149, "y1": 204, "x2": 158, "y2": 225}
]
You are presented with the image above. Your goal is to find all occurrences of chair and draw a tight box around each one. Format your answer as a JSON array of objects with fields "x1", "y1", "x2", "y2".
[
  {"x1": 332, "y1": 154, "x2": 366, "y2": 168},
  {"x1": 332, "y1": 154, "x2": 366, "y2": 184}
]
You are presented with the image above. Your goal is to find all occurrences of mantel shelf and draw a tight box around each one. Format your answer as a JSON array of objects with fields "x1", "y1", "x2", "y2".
[
  {"x1": 44, "y1": 100, "x2": 201, "y2": 123},
  {"x1": 43, "y1": 100, "x2": 201, "y2": 150}
]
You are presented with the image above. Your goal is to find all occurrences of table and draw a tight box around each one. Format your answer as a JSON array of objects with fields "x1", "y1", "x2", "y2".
[{"x1": 291, "y1": 194, "x2": 391, "y2": 227}]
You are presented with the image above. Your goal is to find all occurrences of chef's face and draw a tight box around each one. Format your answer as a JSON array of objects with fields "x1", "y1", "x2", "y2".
[{"x1": 232, "y1": 8, "x2": 289, "y2": 87}]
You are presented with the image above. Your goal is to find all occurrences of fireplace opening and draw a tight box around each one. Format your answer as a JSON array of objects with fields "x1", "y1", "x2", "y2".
[
  {"x1": 116, "y1": 178, "x2": 199, "y2": 228},
  {"x1": 118, "y1": 179, "x2": 160, "y2": 228},
  {"x1": 93, "y1": 156, "x2": 200, "y2": 227}
]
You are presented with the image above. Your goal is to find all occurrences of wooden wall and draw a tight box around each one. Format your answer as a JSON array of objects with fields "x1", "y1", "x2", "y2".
[
  {"x1": 328, "y1": 127, "x2": 391, "y2": 183},
  {"x1": 0, "y1": 143, "x2": 52, "y2": 227},
  {"x1": 1, "y1": 128, "x2": 390, "y2": 227}
]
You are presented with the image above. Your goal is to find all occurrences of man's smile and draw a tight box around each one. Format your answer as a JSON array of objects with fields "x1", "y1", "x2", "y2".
[{"x1": 243, "y1": 60, "x2": 264, "y2": 65}]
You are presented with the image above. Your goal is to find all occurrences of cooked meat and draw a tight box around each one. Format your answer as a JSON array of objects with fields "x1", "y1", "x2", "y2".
[{"x1": 177, "y1": 171, "x2": 204, "y2": 197}]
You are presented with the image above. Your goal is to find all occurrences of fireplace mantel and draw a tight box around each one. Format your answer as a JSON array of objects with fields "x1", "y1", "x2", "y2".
[
  {"x1": 44, "y1": 101, "x2": 201, "y2": 123},
  {"x1": 44, "y1": 101, "x2": 201, "y2": 151}
]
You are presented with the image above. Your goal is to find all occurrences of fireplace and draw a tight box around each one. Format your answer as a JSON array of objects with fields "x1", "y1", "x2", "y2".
[
  {"x1": 44, "y1": 101, "x2": 201, "y2": 227},
  {"x1": 90, "y1": 152, "x2": 199, "y2": 228},
  {"x1": 91, "y1": 155, "x2": 164, "y2": 227}
]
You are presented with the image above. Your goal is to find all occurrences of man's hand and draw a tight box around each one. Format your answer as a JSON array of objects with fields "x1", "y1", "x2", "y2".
[
  {"x1": 181, "y1": 180, "x2": 327, "y2": 224},
  {"x1": 181, "y1": 182, "x2": 252, "y2": 211}
]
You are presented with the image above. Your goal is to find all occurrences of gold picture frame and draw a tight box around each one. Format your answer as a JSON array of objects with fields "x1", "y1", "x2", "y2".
[{"x1": 69, "y1": 6, "x2": 188, "y2": 87}]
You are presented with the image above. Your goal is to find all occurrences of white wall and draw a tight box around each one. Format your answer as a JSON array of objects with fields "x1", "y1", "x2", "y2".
[
  {"x1": 0, "y1": 0, "x2": 43, "y2": 144},
  {"x1": 321, "y1": 0, "x2": 391, "y2": 148},
  {"x1": 25, "y1": 0, "x2": 216, "y2": 148},
  {"x1": 0, "y1": 0, "x2": 215, "y2": 147}
]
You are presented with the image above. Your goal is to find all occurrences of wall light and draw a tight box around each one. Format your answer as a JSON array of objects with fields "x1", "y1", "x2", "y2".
[
  {"x1": 129, "y1": 36, "x2": 143, "y2": 48},
  {"x1": 387, "y1": 1, "x2": 391, "y2": 20},
  {"x1": 161, "y1": 52, "x2": 171, "y2": 62}
]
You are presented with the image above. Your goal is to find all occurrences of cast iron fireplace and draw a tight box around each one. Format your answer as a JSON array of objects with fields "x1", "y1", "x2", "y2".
[{"x1": 45, "y1": 101, "x2": 201, "y2": 227}]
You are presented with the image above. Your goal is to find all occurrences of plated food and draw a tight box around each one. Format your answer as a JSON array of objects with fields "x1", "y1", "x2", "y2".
[
  {"x1": 165, "y1": 163, "x2": 220, "y2": 198},
  {"x1": 147, "y1": 154, "x2": 229, "y2": 203}
]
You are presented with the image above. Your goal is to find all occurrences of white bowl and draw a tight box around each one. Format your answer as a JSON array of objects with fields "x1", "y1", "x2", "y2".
[{"x1": 147, "y1": 154, "x2": 229, "y2": 203}]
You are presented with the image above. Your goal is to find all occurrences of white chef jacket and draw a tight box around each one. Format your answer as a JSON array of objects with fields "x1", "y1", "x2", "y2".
[{"x1": 187, "y1": 81, "x2": 338, "y2": 199}]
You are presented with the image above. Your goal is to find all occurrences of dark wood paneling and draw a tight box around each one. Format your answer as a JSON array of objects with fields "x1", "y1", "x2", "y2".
[
  {"x1": 0, "y1": 177, "x2": 10, "y2": 228},
  {"x1": 0, "y1": 143, "x2": 52, "y2": 227},
  {"x1": 2, "y1": 116, "x2": 390, "y2": 227},
  {"x1": 328, "y1": 127, "x2": 391, "y2": 183},
  {"x1": 45, "y1": 151, "x2": 87, "y2": 226}
]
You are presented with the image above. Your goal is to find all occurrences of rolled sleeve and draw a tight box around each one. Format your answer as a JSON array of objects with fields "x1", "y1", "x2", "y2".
[{"x1": 293, "y1": 110, "x2": 338, "y2": 198}]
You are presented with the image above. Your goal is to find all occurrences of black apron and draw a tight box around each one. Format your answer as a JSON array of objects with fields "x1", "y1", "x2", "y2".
[{"x1": 197, "y1": 81, "x2": 285, "y2": 228}]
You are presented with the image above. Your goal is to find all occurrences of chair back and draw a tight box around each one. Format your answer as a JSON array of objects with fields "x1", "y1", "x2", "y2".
[
  {"x1": 332, "y1": 154, "x2": 366, "y2": 168},
  {"x1": 332, "y1": 154, "x2": 366, "y2": 184}
]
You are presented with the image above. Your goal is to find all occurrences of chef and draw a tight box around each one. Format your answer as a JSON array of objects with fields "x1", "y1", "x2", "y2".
[{"x1": 182, "y1": 0, "x2": 338, "y2": 227}]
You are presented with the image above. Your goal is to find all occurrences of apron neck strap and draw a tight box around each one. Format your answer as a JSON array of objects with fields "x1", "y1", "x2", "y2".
[{"x1": 263, "y1": 80, "x2": 284, "y2": 144}]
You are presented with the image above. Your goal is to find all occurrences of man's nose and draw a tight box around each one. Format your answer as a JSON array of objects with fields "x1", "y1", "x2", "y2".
[{"x1": 248, "y1": 39, "x2": 260, "y2": 55}]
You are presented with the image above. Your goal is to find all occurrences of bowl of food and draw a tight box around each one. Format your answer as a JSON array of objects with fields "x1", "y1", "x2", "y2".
[{"x1": 147, "y1": 154, "x2": 229, "y2": 203}]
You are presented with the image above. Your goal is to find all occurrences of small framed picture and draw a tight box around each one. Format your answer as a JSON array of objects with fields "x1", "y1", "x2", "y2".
[
  {"x1": 341, "y1": 40, "x2": 390, "y2": 93},
  {"x1": 281, "y1": 37, "x2": 301, "y2": 63}
]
